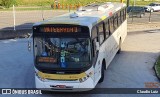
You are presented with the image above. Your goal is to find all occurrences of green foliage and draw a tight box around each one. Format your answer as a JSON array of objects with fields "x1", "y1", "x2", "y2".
[
  {"x1": 1, "y1": 0, "x2": 160, "y2": 9},
  {"x1": 156, "y1": 56, "x2": 160, "y2": 77},
  {"x1": 1, "y1": 0, "x2": 18, "y2": 8}
]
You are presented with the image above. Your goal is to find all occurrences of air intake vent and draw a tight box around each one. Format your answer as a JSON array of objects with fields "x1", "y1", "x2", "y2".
[
  {"x1": 70, "y1": 12, "x2": 79, "y2": 18},
  {"x1": 98, "y1": 3, "x2": 114, "y2": 11}
]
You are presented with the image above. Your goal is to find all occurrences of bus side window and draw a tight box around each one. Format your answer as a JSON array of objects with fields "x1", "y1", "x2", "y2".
[
  {"x1": 124, "y1": 8, "x2": 126, "y2": 20},
  {"x1": 109, "y1": 17, "x2": 114, "y2": 33},
  {"x1": 118, "y1": 11, "x2": 121, "y2": 26},
  {"x1": 113, "y1": 14, "x2": 118, "y2": 30},
  {"x1": 123, "y1": 8, "x2": 125, "y2": 21},
  {"x1": 92, "y1": 38, "x2": 97, "y2": 57},
  {"x1": 91, "y1": 27, "x2": 98, "y2": 39},
  {"x1": 121, "y1": 10, "x2": 124, "y2": 22},
  {"x1": 91, "y1": 27, "x2": 98, "y2": 57},
  {"x1": 98, "y1": 23, "x2": 105, "y2": 44},
  {"x1": 105, "y1": 19, "x2": 110, "y2": 38}
]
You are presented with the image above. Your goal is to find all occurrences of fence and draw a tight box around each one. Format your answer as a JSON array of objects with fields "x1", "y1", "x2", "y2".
[{"x1": 127, "y1": 12, "x2": 160, "y2": 24}]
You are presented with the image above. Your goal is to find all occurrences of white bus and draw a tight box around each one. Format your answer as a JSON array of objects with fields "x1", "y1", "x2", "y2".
[{"x1": 33, "y1": 2, "x2": 127, "y2": 91}]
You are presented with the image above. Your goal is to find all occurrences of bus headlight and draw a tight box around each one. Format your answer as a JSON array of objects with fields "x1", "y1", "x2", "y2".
[
  {"x1": 35, "y1": 71, "x2": 49, "y2": 82},
  {"x1": 35, "y1": 71, "x2": 44, "y2": 81},
  {"x1": 79, "y1": 71, "x2": 93, "y2": 83},
  {"x1": 79, "y1": 77, "x2": 87, "y2": 83}
]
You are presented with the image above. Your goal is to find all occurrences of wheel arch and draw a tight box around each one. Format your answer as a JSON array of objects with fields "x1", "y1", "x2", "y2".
[{"x1": 102, "y1": 59, "x2": 106, "y2": 70}]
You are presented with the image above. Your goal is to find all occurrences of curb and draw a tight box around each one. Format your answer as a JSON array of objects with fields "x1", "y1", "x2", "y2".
[
  {"x1": 127, "y1": 22, "x2": 160, "y2": 25},
  {"x1": 0, "y1": 29, "x2": 32, "y2": 40},
  {"x1": 128, "y1": 28, "x2": 160, "y2": 33},
  {"x1": 154, "y1": 56, "x2": 160, "y2": 81}
]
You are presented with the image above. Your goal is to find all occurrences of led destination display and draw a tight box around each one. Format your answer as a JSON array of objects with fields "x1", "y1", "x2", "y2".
[{"x1": 39, "y1": 27, "x2": 80, "y2": 33}]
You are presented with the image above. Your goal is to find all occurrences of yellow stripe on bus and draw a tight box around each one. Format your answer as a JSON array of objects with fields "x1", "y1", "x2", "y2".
[
  {"x1": 38, "y1": 71, "x2": 86, "y2": 80},
  {"x1": 98, "y1": 16, "x2": 107, "y2": 23},
  {"x1": 101, "y1": 16, "x2": 107, "y2": 20}
]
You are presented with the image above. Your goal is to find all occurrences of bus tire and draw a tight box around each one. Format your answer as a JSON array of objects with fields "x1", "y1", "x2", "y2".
[
  {"x1": 98, "y1": 65, "x2": 104, "y2": 83},
  {"x1": 117, "y1": 39, "x2": 121, "y2": 54}
]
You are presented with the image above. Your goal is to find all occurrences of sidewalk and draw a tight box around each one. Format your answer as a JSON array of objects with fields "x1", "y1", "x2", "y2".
[{"x1": 128, "y1": 22, "x2": 160, "y2": 32}]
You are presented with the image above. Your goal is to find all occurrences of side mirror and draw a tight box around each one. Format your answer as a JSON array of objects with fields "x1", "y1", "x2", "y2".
[
  {"x1": 28, "y1": 41, "x2": 31, "y2": 52},
  {"x1": 27, "y1": 33, "x2": 32, "y2": 52}
]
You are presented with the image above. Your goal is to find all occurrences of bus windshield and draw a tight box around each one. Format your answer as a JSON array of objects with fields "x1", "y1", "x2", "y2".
[{"x1": 34, "y1": 37, "x2": 91, "y2": 69}]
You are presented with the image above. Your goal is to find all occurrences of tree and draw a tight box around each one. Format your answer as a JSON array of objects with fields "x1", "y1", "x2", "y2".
[
  {"x1": 0, "y1": 0, "x2": 1, "y2": 3},
  {"x1": 1, "y1": 0, "x2": 17, "y2": 8},
  {"x1": 127, "y1": 0, "x2": 130, "y2": 7}
]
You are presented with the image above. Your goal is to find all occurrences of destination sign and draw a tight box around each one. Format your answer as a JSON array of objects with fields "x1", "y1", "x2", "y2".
[
  {"x1": 37, "y1": 57, "x2": 57, "y2": 63},
  {"x1": 33, "y1": 25, "x2": 90, "y2": 37},
  {"x1": 40, "y1": 27, "x2": 80, "y2": 33}
]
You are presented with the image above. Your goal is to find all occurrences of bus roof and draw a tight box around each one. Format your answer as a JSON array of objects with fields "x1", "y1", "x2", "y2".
[{"x1": 33, "y1": 2, "x2": 126, "y2": 28}]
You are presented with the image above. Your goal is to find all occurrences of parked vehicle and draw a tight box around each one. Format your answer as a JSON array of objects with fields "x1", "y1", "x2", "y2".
[
  {"x1": 127, "y1": 6, "x2": 134, "y2": 13},
  {"x1": 145, "y1": 3, "x2": 160, "y2": 12},
  {"x1": 128, "y1": 6, "x2": 145, "y2": 18}
]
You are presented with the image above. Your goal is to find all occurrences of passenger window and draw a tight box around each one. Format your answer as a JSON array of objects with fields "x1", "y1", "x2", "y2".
[
  {"x1": 92, "y1": 38, "x2": 97, "y2": 57},
  {"x1": 113, "y1": 14, "x2": 118, "y2": 30},
  {"x1": 91, "y1": 27, "x2": 98, "y2": 39},
  {"x1": 124, "y1": 8, "x2": 126, "y2": 19},
  {"x1": 121, "y1": 10, "x2": 124, "y2": 22},
  {"x1": 109, "y1": 17, "x2": 114, "y2": 33},
  {"x1": 123, "y1": 9, "x2": 125, "y2": 20},
  {"x1": 98, "y1": 23, "x2": 105, "y2": 44},
  {"x1": 118, "y1": 11, "x2": 121, "y2": 26},
  {"x1": 105, "y1": 20, "x2": 110, "y2": 38}
]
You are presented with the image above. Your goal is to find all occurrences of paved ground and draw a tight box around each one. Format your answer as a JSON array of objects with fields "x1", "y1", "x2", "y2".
[
  {"x1": 0, "y1": 10, "x2": 160, "y2": 97},
  {"x1": 0, "y1": 10, "x2": 160, "y2": 30},
  {"x1": 0, "y1": 10, "x2": 68, "y2": 30},
  {"x1": 127, "y1": 12, "x2": 160, "y2": 32},
  {"x1": 128, "y1": 22, "x2": 160, "y2": 32},
  {"x1": 0, "y1": 27, "x2": 160, "y2": 97}
]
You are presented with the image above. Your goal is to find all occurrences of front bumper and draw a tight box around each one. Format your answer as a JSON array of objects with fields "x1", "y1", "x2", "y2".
[{"x1": 35, "y1": 76, "x2": 95, "y2": 91}]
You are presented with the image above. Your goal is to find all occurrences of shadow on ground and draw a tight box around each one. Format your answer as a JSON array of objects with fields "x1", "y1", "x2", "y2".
[{"x1": 0, "y1": 23, "x2": 33, "y2": 39}]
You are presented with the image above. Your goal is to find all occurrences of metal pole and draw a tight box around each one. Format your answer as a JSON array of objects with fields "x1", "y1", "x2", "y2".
[
  {"x1": 69, "y1": 5, "x2": 70, "y2": 12},
  {"x1": 41, "y1": 6, "x2": 44, "y2": 21},
  {"x1": 13, "y1": 5, "x2": 16, "y2": 31},
  {"x1": 132, "y1": 13, "x2": 133, "y2": 23},
  {"x1": 41, "y1": 2, "x2": 44, "y2": 21},
  {"x1": 134, "y1": 0, "x2": 136, "y2": 6},
  {"x1": 127, "y1": 0, "x2": 130, "y2": 7},
  {"x1": 149, "y1": 10, "x2": 151, "y2": 22}
]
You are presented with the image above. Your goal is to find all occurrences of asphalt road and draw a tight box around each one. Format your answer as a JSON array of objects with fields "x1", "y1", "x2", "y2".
[{"x1": 0, "y1": 28, "x2": 160, "y2": 97}]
